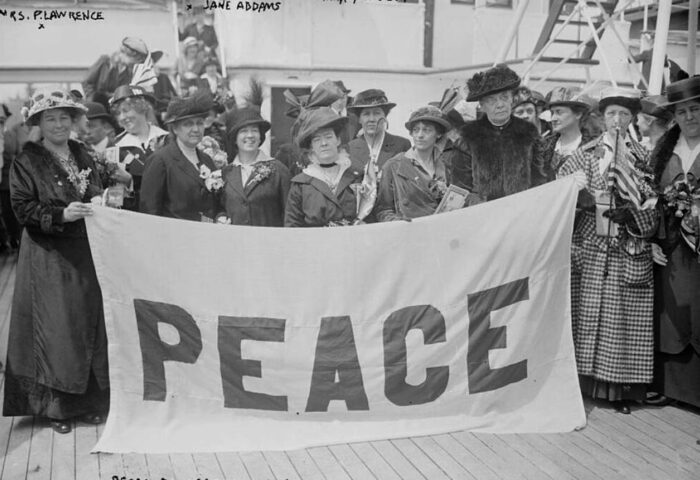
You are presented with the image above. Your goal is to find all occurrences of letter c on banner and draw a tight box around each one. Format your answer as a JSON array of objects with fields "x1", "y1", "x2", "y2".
[
  {"x1": 383, "y1": 305, "x2": 449, "y2": 406},
  {"x1": 134, "y1": 299, "x2": 203, "y2": 401},
  {"x1": 467, "y1": 278, "x2": 529, "y2": 394}
]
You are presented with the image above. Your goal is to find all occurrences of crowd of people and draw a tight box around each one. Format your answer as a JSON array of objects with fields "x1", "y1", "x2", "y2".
[{"x1": 0, "y1": 36, "x2": 698, "y2": 435}]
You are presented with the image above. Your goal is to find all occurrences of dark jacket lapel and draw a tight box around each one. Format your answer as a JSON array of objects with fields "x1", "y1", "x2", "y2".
[
  {"x1": 172, "y1": 142, "x2": 204, "y2": 185},
  {"x1": 224, "y1": 164, "x2": 245, "y2": 196}
]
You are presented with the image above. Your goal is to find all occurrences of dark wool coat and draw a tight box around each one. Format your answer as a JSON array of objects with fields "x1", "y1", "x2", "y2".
[
  {"x1": 140, "y1": 140, "x2": 217, "y2": 221},
  {"x1": 218, "y1": 159, "x2": 291, "y2": 227},
  {"x1": 451, "y1": 116, "x2": 548, "y2": 201},
  {"x1": 650, "y1": 125, "x2": 700, "y2": 407},
  {"x1": 285, "y1": 167, "x2": 363, "y2": 227},
  {"x1": 82, "y1": 55, "x2": 133, "y2": 100},
  {"x1": 375, "y1": 151, "x2": 448, "y2": 222},
  {"x1": 558, "y1": 135, "x2": 657, "y2": 384},
  {"x1": 347, "y1": 132, "x2": 412, "y2": 171},
  {"x1": 4, "y1": 140, "x2": 107, "y2": 410}
]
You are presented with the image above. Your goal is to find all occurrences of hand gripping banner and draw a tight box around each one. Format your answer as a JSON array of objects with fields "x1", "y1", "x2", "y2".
[{"x1": 86, "y1": 177, "x2": 585, "y2": 453}]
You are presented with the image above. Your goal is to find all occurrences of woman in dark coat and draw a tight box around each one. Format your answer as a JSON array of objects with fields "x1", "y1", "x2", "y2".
[
  {"x1": 648, "y1": 77, "x2": 700, "y2": 408},
  {"x1": 285, "y1": 107, "x2": 363, "y2": 227},
  {"x1": 140, "y1": 93, "x2": 217, "y2": 221},
  {"x1": 217, "y1": 108, "x2": 290, "y2": 226},
  {"x1": 3, "y1": 90, "x2": 107, "y2": 434},
  {"x1": 375, "y1": 106, "x2": 453, "y2": 221}
]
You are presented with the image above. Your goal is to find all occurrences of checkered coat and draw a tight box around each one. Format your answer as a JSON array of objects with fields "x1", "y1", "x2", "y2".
[{"x1": 558, "y1": 135, "x2": 657, "y2": 383}]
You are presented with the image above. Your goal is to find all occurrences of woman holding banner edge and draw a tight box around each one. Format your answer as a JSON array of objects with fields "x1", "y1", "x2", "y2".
[
  {"x1": 3, "y1": 90, "x2": 109, "y2": 434},
  {"x1": 558, "y1": 87, "x2": 658, "y2": 414}
]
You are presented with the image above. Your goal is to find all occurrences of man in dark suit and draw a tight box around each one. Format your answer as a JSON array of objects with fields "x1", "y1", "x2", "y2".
[{"x1": 346, "y1": 89, "x2": 411, "y2": 171}]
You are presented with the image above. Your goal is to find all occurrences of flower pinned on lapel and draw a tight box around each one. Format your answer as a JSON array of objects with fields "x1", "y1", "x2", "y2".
[
  {"x1": 199, "y1": 164, "x2": 224, "y2": 192},
  {"x1": 197, "y1": 136, "x2": 228, "y2": 169},
  {"x1": 247, "y1": 162, "x2": 274, "y2": 188}
]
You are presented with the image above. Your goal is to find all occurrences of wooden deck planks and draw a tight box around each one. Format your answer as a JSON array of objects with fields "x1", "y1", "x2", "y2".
[
  {"x1": 3, "y1": 418, "x2": 33, "y2": 480},
  {"x1": 367, "y1": 440, "x2": 426, "y2": 480},
  {"x1": 283, "y1": 448, "x2": 326, "y2": 480},
  {"x1": 261, "y1": 450, "x2": 301, "y2": 480},
  {"x1": 215, "y1": 452, "x2": 252, "y2": 480},
  {"x1": 25, "y1": 418, "x2": 51, "y2": 480},
  {"x1": 347, "y1": 442, "x2": 403, "y2": 480}
]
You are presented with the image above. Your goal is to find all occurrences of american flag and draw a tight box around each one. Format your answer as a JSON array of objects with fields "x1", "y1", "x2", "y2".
[
  {"x1": 130, "y1": 53, "x2": 158, "y2": 91},
  {"x1": 607, "y1": 135, "x2": 643, "y2": 209}
]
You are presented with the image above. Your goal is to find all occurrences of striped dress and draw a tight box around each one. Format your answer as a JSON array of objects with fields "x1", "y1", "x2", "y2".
[{"x1": 558, "y1": 134, "x2": 657, "y2": 398}]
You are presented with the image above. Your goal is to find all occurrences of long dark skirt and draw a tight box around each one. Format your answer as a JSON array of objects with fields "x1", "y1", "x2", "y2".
[
  {"x1": 3, "y1": 229, "x2": 109, "y2": 420},
  {"x1": 652, "y1": 244, "x2": 700, "y2": 408},
  {"x1": 579, "y1": 375, "x2": 646, "y2": 402}
]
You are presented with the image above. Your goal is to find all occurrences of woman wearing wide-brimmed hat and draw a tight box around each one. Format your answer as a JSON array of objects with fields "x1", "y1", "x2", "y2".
[
  {"x1": 216, "y1": 108, "x2": 291, "y2": 226},
  {"x1": 346, "y1": 89, "x2": 411, "y2": 171},
  {"x1": 542, "y1": 86, "x2": 595, "y2": 177},
  {"x1": 648, "y1": 76, "x2": 700, "y2": 409},
  {"x1": 285, "y1": 107, "x2": 363, "y2": 227},
  {"x1": 375, "y1": 106, "x2": 454, "y2": 222},
  {"x1": 3, "y1": 90, "x2": 108, "y2": 434},
  {"x1": 558, "y1": 87, "x2": 658, "y2": 414},
  {"x1": 450, "y1": 64, "x2": 548, "y2": 202},
  {"x1": 110, "y1": 84, "x2": 168, "y2": 211},
  {"x1": 140, "y1": 91, "x2": 218, "y2": 221}
]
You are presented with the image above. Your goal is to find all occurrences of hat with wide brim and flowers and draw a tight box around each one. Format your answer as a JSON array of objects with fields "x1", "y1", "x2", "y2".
[
  {"x1": 466, "y1": 64, "x2": 521, "y2": 102},
  {"x1": 109, "y1": 84, "x2": 156, "y2": 108},
  {"x1": 598, "y1": 87, "x2": 642, "y2": 115},
  {"x1": 22, "y1": 89, "x2": 88, "y2": 126},
  {"x1": 347, "y1": 89, "x2": 397, "y2": 114},
  {"x1": 404, "y1": 106, "x2": 452, "y2": 133},
  {"x1": 660, "y1": 76, "x2": 700, "y2": 108},
  {"x1": 225, "y1": 107, "x2": 271, "y2": 138},
  {"x1": 164, "y1": 90, "x2": 214, "y2": 124},
  {"x1": 293, "y1": 107, "x2": 349, "y2": 149},
  {"x1": 545, "y1": 86, "x2": 592, "y2": 111}
]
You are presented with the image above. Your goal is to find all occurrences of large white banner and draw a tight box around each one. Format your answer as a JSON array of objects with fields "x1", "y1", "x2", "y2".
[{"x1": 86, "y1": 177, "x2": 585, "y2": 454}]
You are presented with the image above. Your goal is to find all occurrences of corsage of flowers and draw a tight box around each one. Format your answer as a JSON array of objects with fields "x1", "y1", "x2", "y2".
[
  {"x1": 247, "y1": 162, "x2": 274, "y2": 188},
  {"x1": 428, "y1": 178, "x2": 448, "y2": 203},
  {"x1": 199, "y1": 164, "x2": 224, "y2": 192},
  {"x1": 90, "y1": 150, "x2": 119, "y2": 184},
  {"x1": 67, "y1": 168, "x2": 92, "y2": 197},
  {"x1": 663, "y1": 179, "x2": 700, "y2": 218},
  {"x1": 197, "y1": 136, "x2": 228, "y2": 169}
]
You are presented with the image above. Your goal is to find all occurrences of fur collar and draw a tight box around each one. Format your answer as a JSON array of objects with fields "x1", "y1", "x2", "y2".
[
  {"x1": 650, "y1": 125, "x2": 682, "y2": 183},
  {"x1": 23, "y1": 139, "x2": 91, "y2": 169},
  {"x1": 460, "y1": 116, "x2": 539, "y2": 145}
]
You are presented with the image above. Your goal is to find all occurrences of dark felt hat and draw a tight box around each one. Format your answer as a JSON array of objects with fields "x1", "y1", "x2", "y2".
[
  {"x1": 661, "y1": 76, "x2": 700, "y2": 107},
  {"x1": 109, "y1": 84, "x2": 156, "y2": 107},
  {"x1": 347, "y1": 89, "x2": 396, "y2": 114},
  {"x1": 598, "y1": 87, "x2": 642, "y2": 115},
  {"x1": 467, "y1": 64, "x2": 521, "y2": 102},
  {"x1": 405, "y1": 106, "x2": 451, "y2": 133},
  {"x1": 293, "y1": 107, "x2": 348, "y2": 149},
  {"x1": 164, "y1": 90, "x2": 214, "y2": 124},
  {"x1": 85, "y1": 101, "x2": 119, "y2": 130},
  {"x1": 225, "y1": 107, "x2": 271, "y2": 138},
  {"x1": 333, "y1": 80, "x2": 351, "y2": 94},
  {"x1": 641, "y1": 95, "x2": 673, "y2": 121}
]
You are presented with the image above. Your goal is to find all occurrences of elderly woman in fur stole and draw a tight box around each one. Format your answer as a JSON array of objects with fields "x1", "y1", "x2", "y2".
[
  {"x1": 647, "y1": 77, "x2": 700, "y2": 409},
  {"x1": 450, "y1": 65, "x2": 548, "y2": 202}
]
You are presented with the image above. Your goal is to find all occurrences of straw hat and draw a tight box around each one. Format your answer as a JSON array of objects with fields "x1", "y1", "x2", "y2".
[
  {"x1": 598, "y1": 87, "x2": 642, "y2": 114},
  {"x1": 22, "y1": 89, "x2": 88, "y2": 126}
]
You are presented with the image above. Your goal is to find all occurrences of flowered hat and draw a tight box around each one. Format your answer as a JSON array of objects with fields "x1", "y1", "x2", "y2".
[
  {"x1": 598, "y1": 87, "x2": 642, "y2": 115},
  {"x1": 466, "y1": 64, "x2": 521, "y2": 102},
  {"x1": 661, "y1": 76, "x2": 700, "y2": 108},
  {"x1": 164, "y1": 90, "x2": 214, "y2": 124},
  {"x1": 225, "y1": 107, "x2": 271, "y2": 137},
  {"x1": 640, "y1": 95, "x2": 673, "y2": 121},
  {"x1": 22, "y1": 89, "x2": 88, "y2": 126},
  {"x1": 109, "y1": 84, "x2": 156, "y2": 107},
  {"x1": 347, "y1": 89, "x2": 396, "y2": 114},
  {"x1": 545, "y1": 86, "x2": 591, "y2": 111},
  {"x1": 512, "y1": 86, "x2": 538, "y2": 109},
  {"x1": 404, "y1": 106, "x2": 452, "y2": 133},
  {"x1": 293, "y1": 107, "x2": 348, "y2": 149}
]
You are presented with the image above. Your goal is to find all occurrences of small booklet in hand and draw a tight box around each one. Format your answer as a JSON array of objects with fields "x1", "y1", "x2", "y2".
[{"x1": 434, "y1": 185, "x2": 470, "y2": 214}]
